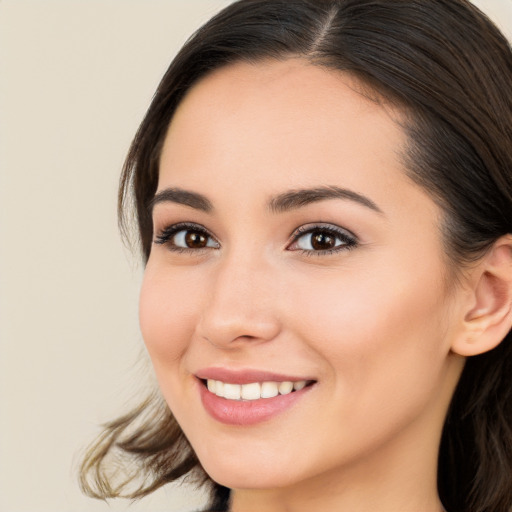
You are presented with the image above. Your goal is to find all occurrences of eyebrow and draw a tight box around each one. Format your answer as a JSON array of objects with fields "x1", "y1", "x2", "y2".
[
  {"x1": 150, "y1": 187, "x2": 213, "y2": 213},
  {"x1": 150, "y1": 185, "x2": 382, "y2": 215},
  {"x1": 268, "y1": 186, "x2": 383, "y2": 215}
]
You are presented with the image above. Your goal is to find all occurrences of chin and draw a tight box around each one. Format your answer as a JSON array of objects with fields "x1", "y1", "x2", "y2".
[
  {"x1": 206, "y1": 465, "x2": 298, "y2": 491},
  {"x1": 195, "y1": 443, "x2": 306, "y2": 491}
]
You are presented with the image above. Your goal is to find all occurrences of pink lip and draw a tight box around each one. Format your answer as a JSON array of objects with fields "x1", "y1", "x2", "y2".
[
  {"x1": 195, "y1": 367, "x2": 314, "y2": 384},
  {"x1": 195, "y1": 368, "x2": 316, "y2": 426}
]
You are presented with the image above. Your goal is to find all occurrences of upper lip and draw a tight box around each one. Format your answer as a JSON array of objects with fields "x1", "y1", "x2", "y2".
[{"x1": 195, "y1": 367, "x2": 316, "y2": 385}]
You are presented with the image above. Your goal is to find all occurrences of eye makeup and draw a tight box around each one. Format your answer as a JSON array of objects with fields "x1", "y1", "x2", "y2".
[
  {"x1": 153, "y1": 220, "x2": 358, "y2": 257},
  {"x1": 287, "y1": 223, "x2": 358, "y2": 256},
  {"x1": 154, "y1": 222, "x2": 219, "y2": 252}
]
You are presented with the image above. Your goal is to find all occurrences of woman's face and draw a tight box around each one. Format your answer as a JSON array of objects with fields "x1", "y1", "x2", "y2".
[{"x1": 140, "y1": 60, "x2": 466, "y2": 493}]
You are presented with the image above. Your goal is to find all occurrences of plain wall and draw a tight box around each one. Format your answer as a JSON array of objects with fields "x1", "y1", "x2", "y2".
[{"x1": 0, "y1": 1, "x2": 511, "y2": 511}]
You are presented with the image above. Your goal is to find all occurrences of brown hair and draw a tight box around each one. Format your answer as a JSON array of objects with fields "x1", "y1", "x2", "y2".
[{"x1": 80, "y1": 1, "x2": 512, "y2": 511}]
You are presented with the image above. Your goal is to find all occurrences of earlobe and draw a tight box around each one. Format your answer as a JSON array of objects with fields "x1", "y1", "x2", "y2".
[{"x1": 451, "y1": 236, "x2": 512, "y2": 357}]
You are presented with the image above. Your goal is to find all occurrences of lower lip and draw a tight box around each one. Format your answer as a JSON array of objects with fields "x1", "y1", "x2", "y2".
[{"x1": 198, "y1": 380, "x2": 313, "y2": 426}]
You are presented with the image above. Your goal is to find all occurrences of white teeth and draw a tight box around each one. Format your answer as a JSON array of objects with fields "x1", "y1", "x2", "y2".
[
  {"x1": 261, "y1": 381, "x2": 279, "y2": 398},
  {"x1": 241, "y1": 382, "x2": 261, "y2": 400},
  {"x1": 214, "y1": 381, "x2": 224, "y2": 397},
  {"x1": 205, "y1": 379, "x2": 310, "y2": 401},
  {"x1": 293, "y1": 380, "x2": 306, "y2": 391},
  {"x1": 278, "y1": 381, "x2": 293, "y2": 395},
  {"x1": 223, "y1": 383, "x2": 241, "y2": 400}
]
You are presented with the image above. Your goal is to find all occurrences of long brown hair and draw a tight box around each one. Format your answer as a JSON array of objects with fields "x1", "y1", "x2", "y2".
[{"x1": 80, "y1": 1, "x2": 512, "y2": 511}]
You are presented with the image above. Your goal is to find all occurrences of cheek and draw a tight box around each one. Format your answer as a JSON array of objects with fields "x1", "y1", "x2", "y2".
[
  {"x1": 280, "y1": 263, "x2": 454, "y2": 462},
  {"x1": 138, "y1": 264, "x2": 200, "y2": 376},
  {"x1": 288, "y1": 257, "x2": 450, "y2": 397}
]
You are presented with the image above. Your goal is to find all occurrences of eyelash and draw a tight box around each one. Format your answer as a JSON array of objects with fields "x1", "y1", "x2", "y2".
[
  {"x1": 153, "y1": 222, "x2": 358, "y2": 256},
  {"x1": 290, "y1": 224, "x2": 358, "y2": 256},
  {"x1": 154, "y1": 222, "x2": 217, "y2": 253}
]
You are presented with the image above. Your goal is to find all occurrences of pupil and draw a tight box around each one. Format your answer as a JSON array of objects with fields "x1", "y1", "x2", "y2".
[
  {"x1": 311, "y1": 232, "x2": 335, "y2": 250},
  {"x1": 185, "y1": 231, "x2": 207, "y2": 248}
]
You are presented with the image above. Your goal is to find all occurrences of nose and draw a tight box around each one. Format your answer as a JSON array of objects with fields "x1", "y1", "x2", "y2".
[{"x1": 196, "y1": 251, "x2": 282, "y2": 349}]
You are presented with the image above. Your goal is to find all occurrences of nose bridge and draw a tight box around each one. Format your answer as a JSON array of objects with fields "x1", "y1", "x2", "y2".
[{"x1": 197, "y1": 246, "x2": 281, "y2": 347}]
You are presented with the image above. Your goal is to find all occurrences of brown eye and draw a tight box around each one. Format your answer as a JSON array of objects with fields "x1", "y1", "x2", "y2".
[
  {"x1": 288, "y1": 224, "x2": 357, "y2": 254},
  {"x1": 170, "y1": 228, "x2": 219, "y2": 250},
  {"x1": 154, "y1": 224, "x2": 220, "y2": 251},
  {"x1": 310, "y1": 232, "x2": 336, "y2": 250},
  {"x1": 184, "y1": 231, "x2": 208, "y2": 248}
]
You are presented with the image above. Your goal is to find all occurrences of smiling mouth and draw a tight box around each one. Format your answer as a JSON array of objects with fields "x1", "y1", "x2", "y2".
[{"x1": 201, "y1": 378, "x2": 316, "y2": 401}]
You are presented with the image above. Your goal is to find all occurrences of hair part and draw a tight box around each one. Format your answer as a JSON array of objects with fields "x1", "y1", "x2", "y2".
[{"x1": 83, "y1": 2, "x2": 512, "y2": 511}]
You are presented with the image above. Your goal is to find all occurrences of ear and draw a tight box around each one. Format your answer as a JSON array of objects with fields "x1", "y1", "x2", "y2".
[{"x1": 451, "y1": 235, "x2": 512, "y2": 357}]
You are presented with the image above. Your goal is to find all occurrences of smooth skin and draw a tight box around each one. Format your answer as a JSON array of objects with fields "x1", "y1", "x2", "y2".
[{"x1": 140, "y1": 59, "x2": 512, "y2": 512}]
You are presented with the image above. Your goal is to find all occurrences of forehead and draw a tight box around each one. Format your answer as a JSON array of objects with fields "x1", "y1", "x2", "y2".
[
  {"x1": 164, "y1": 59, "x2": 405, "y2": 152},
  {"x1": 160, "y1": 59, "x2": 407, "y2": 188},
  {"x1": 158, "y1": 60, "x2": 421, "y2": 215}
]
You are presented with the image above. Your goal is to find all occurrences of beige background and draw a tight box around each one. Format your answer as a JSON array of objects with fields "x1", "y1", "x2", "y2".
[{"x1": 0, "y1": 1, "x2": 510, "y2": 511}]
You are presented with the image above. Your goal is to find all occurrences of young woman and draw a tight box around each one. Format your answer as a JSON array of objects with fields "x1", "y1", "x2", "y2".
[{"x1": 80, "y1": 1, "x2": 512, "y2": 511}]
